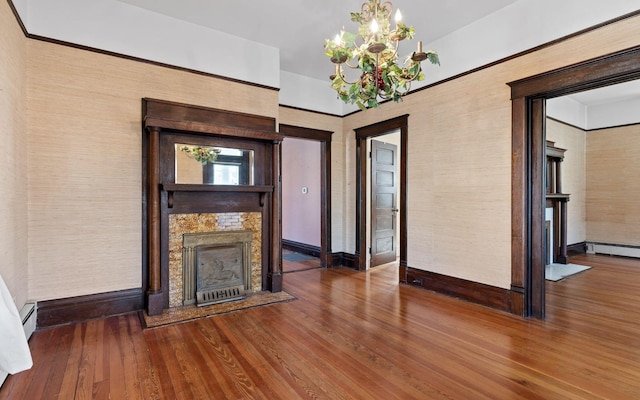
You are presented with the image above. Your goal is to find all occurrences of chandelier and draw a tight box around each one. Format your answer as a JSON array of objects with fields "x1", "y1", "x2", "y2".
[{"x1": 324, "y1": 0, "x2": 439, "y2": 110}]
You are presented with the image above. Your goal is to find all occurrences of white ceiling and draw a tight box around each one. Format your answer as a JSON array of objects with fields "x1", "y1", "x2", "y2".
[
  {"x1": 567, "y1": 80, "x2": 640, "y2": 106},
  {"x1": 117, "y1": 0, "x2": 520, "y2": 81},
  {"x1": 114, "y1": 0, "x2": 640, "y2": 112}
]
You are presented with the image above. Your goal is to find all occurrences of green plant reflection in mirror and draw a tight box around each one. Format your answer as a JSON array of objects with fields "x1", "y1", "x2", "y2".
[{"x1": 175, "y1": 144, "x2": 254, "y2": 185}]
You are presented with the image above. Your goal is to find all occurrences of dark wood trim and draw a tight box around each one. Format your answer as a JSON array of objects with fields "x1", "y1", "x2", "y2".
[
  {"x1": 144, "y1": 98, "x2": 281, "y2": 142},
  {"x1": 279, "y1": 124, "x2": 333, "y2": 268},
  {"x1": 279, "y1": 104, "x2": 342, "y2": 118},
  {"x1": 331, "y1": 252, "x2": 358, "y2": 269},
  {"x1": 161, "y1": 184, "x2": 274, "y2": 193},
  {"x1": 546, "y1": 115, "x2": 640, "y2": 134},
  {"x1": 355, "y1": 137, "x2": 366, "y2": 271},
  {"x1": 587, "y1": 121, "x2": 640, "y2": 132},
  {"x1": 36, "y1": 288, "x2": 143, "y2": 328},
  {"x1": 405, "y1": 267, "x2": 522, "y2": 315},
  {"x1": 269, "y1": 140, "x2": 283, "y2": 292},
  {"x1": 509, "y1": 47, "x2": 640, "y2": 100},
  {"x1": 14, "y1": 29, "x2": 279, "y2": 92},
  {"x1": 567, "y1": 242, "x2": 587, "y2": 256},
  {"x1": 142, "y1": 98, "x2": 282, "y2": 315},
  {"x1": 279, "y1": 124, "x2": 332, "y2": 142},
  {"x1": 147, "y1": 126, "x2": 163, "y2": 315},
  {"x1": 530, "y1": 98, "x2": 546, "y2": 317},
  {"x1": 354, "y1": 115, "x2": 408, "y2": 273},
  {"x1": 6, "y1": 0, "x2": 27, "y2": 36},
  {"x1": 282, "y1": 239, "x2": 321, "y2": 258},
  {"x1": 144, "y1": 118, "x2": 283, "y2": 141},
  {"x1": 508, "y1": 45, "x2": 640, "y2": 318},
  {"x1": 546, "y1": 116, "x2": 584, "y2": 132}
]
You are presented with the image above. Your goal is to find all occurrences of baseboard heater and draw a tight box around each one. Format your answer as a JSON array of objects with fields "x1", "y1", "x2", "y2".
[
  {"x1": 0, "y1": 303, "x2": 36, "y2": 388},
  {"x1": 587, "y1": 242, "x2": 640, "y2": 259}
]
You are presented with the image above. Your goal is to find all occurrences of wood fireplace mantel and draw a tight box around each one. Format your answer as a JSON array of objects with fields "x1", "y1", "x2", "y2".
[{"x1": 142, "y1": 98, "x2": 284, "y2": 316}]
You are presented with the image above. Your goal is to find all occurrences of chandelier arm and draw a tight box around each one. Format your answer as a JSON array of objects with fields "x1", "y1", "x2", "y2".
[
  {"x1": 380, "y1": 1, "x2": 393, "y2": 17},
  {"x1": 386, "y1": 40, "x2": 400, "y2": 64},
  {"x1": 334, "y1": 65, "x2": 361, "y2": 86},
  {"x1": 343, "y1": 60, "x2": 362, "y2": 69},
  {"x1": 361, "y1": 1, "x2": 374, "y2": 20},
  {"x1": 403, "y1": 63, "x2": 423, "y2": 81}
]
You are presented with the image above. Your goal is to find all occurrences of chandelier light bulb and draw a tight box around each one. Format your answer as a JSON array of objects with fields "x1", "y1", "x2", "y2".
[
  {"x1": 333, "y1": 33, "x2": 342, "y2": 46},
  {"x1": 395, "y1": 9, "x2": 402, "y2": 23},
  {"x1": 370, "y1": 18, "x2": 379, "y2": 34}
]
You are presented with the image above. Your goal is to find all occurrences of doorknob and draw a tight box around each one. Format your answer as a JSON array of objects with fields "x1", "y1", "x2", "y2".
[{"x1": 391, "y1": 209, "x2": 399, "y2": 213}]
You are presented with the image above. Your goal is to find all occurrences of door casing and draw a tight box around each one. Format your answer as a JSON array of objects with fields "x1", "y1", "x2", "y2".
[
  {"x1": 508, "y1": 46, "x2": 640, "y2": 318},
  {"x1": 355, "y1": 115, "x2": 408, "y2": 277}
]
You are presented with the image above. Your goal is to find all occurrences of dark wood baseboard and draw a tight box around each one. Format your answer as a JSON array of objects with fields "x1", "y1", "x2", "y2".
[
  {"x1": 282, "y1": 239, "x2": 321, "y2": 257},
  {"x1": 331, "y1": 252, "x2": 358, "y2": 269},
  {"x1": 37, "y1": 288, "x2": 143, "y2": 328},
  {"x1": 567, "y1": 242, "x2": 587, "y2": 256},
  {"x1": 268, "y1": 273, "x2": 283, "y2": 292},
  {"x1": 405, "y1": 267, "x2": 523, "y2": 315}
]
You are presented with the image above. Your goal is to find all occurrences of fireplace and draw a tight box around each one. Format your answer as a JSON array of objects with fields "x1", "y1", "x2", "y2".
[
  {"x1": 143, "y1": 98, "x2": 284, "y2": 316},
  {"x1": 182, "y1": 230, "x2": 252, "y2": 306},
  {"x1": 168, "y1": 212, "x2": 262, "y2": 308}
]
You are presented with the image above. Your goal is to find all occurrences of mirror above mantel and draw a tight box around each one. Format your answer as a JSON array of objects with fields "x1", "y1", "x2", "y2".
[{"x1": 175, "y1": 144, "x2": 255, "y2": 185}]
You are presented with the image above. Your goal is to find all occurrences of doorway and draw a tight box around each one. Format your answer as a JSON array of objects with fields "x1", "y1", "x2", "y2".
[
  {"x1": 355, "y1": 115, "x2": 408, "y2": 277},
  {"x1": 278, "y1": 124, "x2": 333, "y2": 268},
  {"x1": 508, "y1": 46, "x2": 640, "y2": 318}
]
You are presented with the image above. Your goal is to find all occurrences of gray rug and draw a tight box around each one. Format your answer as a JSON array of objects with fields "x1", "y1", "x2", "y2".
[
  {"x1": 545, "y1": 263, "x2": 591, "y2": 282},
  {"x1": 282, "y1": 253, "x2": 317, "y2": 262}
]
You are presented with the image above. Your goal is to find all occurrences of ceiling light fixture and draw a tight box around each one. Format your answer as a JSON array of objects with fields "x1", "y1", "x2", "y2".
[{"x1": 325, "y1": 0, "x2": 439, "y2": 110}]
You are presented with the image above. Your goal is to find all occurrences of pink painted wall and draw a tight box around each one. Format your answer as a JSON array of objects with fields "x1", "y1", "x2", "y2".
[{"x1": 281, "y1": 137, "x2": 321, "y2": 246}]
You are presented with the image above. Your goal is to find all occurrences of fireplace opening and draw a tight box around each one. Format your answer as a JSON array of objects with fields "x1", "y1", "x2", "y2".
[{"x1": 182, "y1": 231, "x2": 252, "y2": 306}]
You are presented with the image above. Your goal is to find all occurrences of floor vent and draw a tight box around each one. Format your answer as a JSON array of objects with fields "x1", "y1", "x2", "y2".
[{"x1": 197, "y1": 285, "x2": 245, "y2": 306}]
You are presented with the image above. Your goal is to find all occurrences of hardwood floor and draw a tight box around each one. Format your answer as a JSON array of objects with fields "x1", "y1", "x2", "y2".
[{"x1": 2, "y1": 254, "x2": 639, "y2": 399}]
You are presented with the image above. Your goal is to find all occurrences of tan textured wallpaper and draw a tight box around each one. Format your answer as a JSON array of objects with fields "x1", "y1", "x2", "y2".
[
  {"x1": 26, "y1": 40, "x2": 278, "y2": 301},
  {"x1": 586, "y1": 125, "x2": 640, "y2": 246},
  {"x1": 0, "y1": 1, "x2": 29, "y2": 308},
  {"x1": 341, "y1": 15, "x2": 640, "y2": 289},
  {"x1": 546, "y1": 119, "x2": 587, "y2": 245},
  {"x1": 10, "y1": 7, "x2": 640, "y2": 303}
]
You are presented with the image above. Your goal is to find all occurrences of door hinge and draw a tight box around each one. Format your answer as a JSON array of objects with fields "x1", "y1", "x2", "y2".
[
  {"x1": 369, "y1": 151, "x2": 372, "y2": 158},
  {"x1": 369, "y1": 247, "x2": 372, "y2": 254}
]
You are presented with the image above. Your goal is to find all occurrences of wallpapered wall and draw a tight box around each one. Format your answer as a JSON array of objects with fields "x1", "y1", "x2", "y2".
[
  {"x1": 341, "y1": 15, "x2": 640, "y2": 289},
  {"x1": 26, "y1": 38, "x2": 279, "y2": 301},
  {"x1": 3, "y1": 0, "x2": 640, "y2": 304},
  {"x1": 586, "y1": 125, "x2": 640, "y2": 246},
  {"x1": 0, "y1": 1, "x2": 28, "y2": 309},
  {"x1": 547, "y1": 118, "x2": 640, "y2": 249}
]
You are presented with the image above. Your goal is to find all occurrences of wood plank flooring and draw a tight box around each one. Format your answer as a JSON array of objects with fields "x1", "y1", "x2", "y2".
[{"x1": 1, "y1": 254, "x2": 639, "y2": 399}]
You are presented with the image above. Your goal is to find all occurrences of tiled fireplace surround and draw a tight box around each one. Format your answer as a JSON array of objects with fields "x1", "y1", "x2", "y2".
[
  {"x1": 143, "y1": 98, "x2": 283, "y2": 316},
  {"x1": 168, "y1": 212, "x2": 262, "y2": 308}
]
